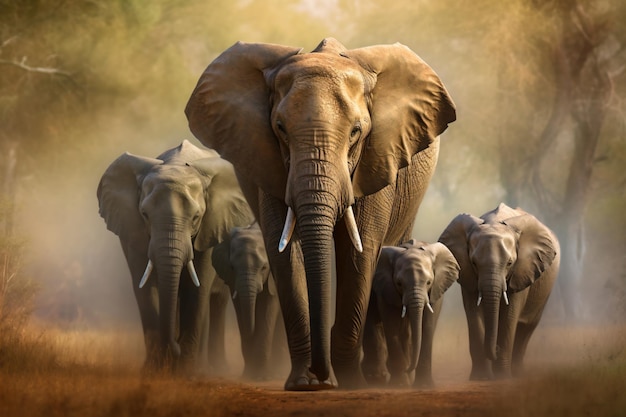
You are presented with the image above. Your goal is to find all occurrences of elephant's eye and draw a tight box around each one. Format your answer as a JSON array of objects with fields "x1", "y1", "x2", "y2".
[
  {"x1": 276, "y1": 120, "x2": 287, "y2": 134},
  {"x1": 350, "y1": 124, "x2": 361, "y2": 139}
]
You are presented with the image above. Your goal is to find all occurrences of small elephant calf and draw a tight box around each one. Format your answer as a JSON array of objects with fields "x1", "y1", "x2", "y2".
[
  {"x1": 439, "y1": 202, "x2": 560, "y2": 380},
  {"x1": 362, "y1": 240, "x2": 459, "y2": 387},
  {"x1": 211, "y1": 222, "x2": 285, "y2": 380}
]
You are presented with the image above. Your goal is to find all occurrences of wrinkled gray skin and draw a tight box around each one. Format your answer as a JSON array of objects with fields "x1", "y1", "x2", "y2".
[
  {"x1": 362, "y1": 240, "x2": 459, "y2": 388},
  {"x1": 97, "y1": 140, "x2": 253, "y2": 373},
  {"x1": 185, "y1": 38, "x2": 455, "y2": 390},
  {"x1": 439, "y1": 203, "x2": 560, "y2": 380},
  {"x1": 212, "y1": 222, "x2": 282, "y2": 380}
]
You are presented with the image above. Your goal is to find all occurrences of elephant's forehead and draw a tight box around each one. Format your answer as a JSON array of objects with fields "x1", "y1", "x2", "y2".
[
  {"x1": 277, "y1": 53, "x2": 365, "y2": 88},
  {"x1": 471, "y1": 224, "x2": 516, "y2": 249},
  {"x1": 145, "y1": 165, "x2": 202, "y2": 190},
  {"x1": 398, "y1": 249, "x2": 432, "y2": 269}
]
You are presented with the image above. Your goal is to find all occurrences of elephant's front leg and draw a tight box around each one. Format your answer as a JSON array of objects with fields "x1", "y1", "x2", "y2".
[
  {"x1": 259, "y1": 194, "x2": 326, "y2": 391},
  {"x1": 462, "y1": 288, "x2": 493, "y2": 380},
  {"x1": 123, "y1": 243, "x2": 164, "y2": 372},
  {"x1": 331, "y1": 215, "x2": 384, "y2": 388},
  {"x1": 252, "y1": 289, "x2": 281, "y2": 380},
  {"x1": 382, "y1": 311, "x2": 411, "y2": 387},
  {"x1": 414, "y1": 298, "x2": 443, "y2": 388},
  {"x1": 494, "y1": 290, "x2": 527, "y2": 378},
  {"x1": 178, "y1": 249, "x2": 215, "y2": 375}
]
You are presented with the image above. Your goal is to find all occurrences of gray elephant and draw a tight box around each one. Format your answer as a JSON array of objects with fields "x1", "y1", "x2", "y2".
[
  {"x1": 97, "y1": 140, "x2": 254, "y2": 372},
  {"x1": 362, "y1": 240, "x2": 459, "y2": 387},
  {"x1": 438, "y1": 203, "x2": 560, "y2": 380},
  {"x1": 211, "y1": 222, "x2": 283, "y2": 380},
  {"x1": 185, "y1": 38, "x2": 455, "y2": 390}
]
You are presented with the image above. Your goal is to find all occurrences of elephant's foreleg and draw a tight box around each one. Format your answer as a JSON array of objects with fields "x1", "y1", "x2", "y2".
[
  {"x1": 246, "y1": 290, "x2": 275, "y2": 379},
  {"x1": 414, "y1": 299, "x2": 442, "y2": 388},
  {"x1": 178, "y1": 250, "x2": 214, "y2": 374},
  {"x1": 494, "y1": 290, "x2": 528, "y2": 378},
  {"x1": 259, "y1": 194, "x2": 316, "y2": 390},
  {"x1": 207, "y1": 279, "x2": 230, "y2": 375},
  {"x1": 361, "y1": 297, "x2": 389, "y2": 386},
  {"x1": 462, "y1": 289, "x2": 492, "y2": 380},
  {"x1": 332, "y1": 230, "x2": 382, "y2": 387},
  {"x1": 124, "y1": 243, "x2": 163, "y2": 371}
]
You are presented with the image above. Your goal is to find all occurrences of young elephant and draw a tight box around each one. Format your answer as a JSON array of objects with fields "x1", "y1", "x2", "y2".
[
  {"x1": 211, "y1": 222, "x2": 283, "y2": 380},
  {"x1": 97, "y1": 140, "x2": 253, "y2": 373},
  {"x1": 362, "y1": 240, "x2": 459, "y2": 387},
  {"x1": 439, "y1": 203, "x2": 560, "y2": 380}
]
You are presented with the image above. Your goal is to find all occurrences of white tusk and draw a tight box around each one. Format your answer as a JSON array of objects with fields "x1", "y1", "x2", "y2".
[
  {"x1": 187, "y1": 261, "x2": 201, "y2": 287},
  {"x1": 232, "y1": 290, "x2": 238, "y2": 300},
  {"x1": 278, "y1": 207, "x2": 296, "y2": 253},
  {"x1": 426, "y1": 303, "x2": 434, "y2": 314},
  {"x1": 477, "y1": 291, "x2": 482, "y2": 307},
  {"x1": 139, "y1": 260, "x2": 153, "y2": 288},
  {"x1": 401, "y1": 305, "x2": 407, "y2": 318},
  {"x1": 344, "y1": 206, "x2": 363, "y2": 253},
  {"x1": 503, "y1": 278, "x2": 509, "y2": 305}
]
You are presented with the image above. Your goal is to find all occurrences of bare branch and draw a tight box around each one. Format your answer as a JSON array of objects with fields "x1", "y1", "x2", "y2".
[{"x1": 0, "y1": 58, "x2": 72, "y2": 79}]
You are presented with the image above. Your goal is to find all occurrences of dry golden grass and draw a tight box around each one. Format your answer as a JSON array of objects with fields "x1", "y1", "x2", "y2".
[{"x1": 0, "y1": 319, "x2": 624, "y2": 417}]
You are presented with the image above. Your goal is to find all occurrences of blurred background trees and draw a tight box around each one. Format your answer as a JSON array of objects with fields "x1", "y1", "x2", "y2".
[{"x1": 0, "y1": 0, "x2": 624, "y2": 329}]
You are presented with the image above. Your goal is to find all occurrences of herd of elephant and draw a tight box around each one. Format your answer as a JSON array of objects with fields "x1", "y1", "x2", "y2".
[{"x1": 97, "y1": 38, "x2": 560, "y2": 391}]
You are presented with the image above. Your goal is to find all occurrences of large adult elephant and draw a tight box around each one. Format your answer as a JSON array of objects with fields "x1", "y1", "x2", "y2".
[
  {"x1": 362, "y1": 240, "x2": 459, "y2": 387},
  {"x1": 212, "y1": 222, "x2": 283, "y2": 380},
  {"x1": 439, "y1": 203, "x2": 560, "y2": 380},
  {"x1": 97, "y1": 140, "x2": 253, "y2": 373},
  {"x1": 185, "y1": 38, "x2": 456, "y2": 390}
]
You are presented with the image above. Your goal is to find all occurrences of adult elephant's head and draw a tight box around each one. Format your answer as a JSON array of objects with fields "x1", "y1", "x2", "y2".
[
  {"x1": 97, "y1": 140, "x2": 252, "y2": 357},
  {"x1": 186, "y1": 39, "x2": 455, "y2": 375},
  {"x1": 438, "y1": 207, "x2": 557, "y2": 361}
]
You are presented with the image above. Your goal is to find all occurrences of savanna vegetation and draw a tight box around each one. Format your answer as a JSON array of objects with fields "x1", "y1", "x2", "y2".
[{"x1": 1, "y1": 0, "x2": 625, "y2": 416}]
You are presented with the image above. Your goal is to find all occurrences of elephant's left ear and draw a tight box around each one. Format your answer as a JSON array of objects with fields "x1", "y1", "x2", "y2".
[
  {"x1": 188, "y1": 157, "x2": 255, "y2": 251},
  {"x1": 344, "y1": 43, "x2": 456, "y2": 197},
  {"x1": 504, "y1": 214, "x2": 558, "y2": 292},
  {"x1": 428, "y1": 242, "x2": 460, "y2": 302}
]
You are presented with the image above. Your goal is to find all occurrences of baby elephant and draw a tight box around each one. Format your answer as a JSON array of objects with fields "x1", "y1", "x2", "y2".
[
  {"x1": 439, "y1": 203, "x2": 560, "y2": 380},
  {"x1": 362, "y1": 240, "x2": 459, "y2": 387},
  {"x1": 211, "y1": 222, "x2": 283, "y2": 380}
]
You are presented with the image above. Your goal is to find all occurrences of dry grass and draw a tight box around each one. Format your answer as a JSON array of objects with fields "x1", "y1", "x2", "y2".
[{"x1": 0, "y1": 319, "x2": 624, "y2": 417}]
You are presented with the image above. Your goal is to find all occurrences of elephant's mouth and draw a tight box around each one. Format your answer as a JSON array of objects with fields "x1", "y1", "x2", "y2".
[{"x1": 278, "y1": 205, "x2": 363, "y2": 253}]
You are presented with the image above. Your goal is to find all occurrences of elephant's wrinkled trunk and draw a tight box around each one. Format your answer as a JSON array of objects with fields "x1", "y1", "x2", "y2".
[
  {"x1": 237, "y1": 278, "x2": 259, "y2": 347},
  {"x1": 481, "y1": 282, "x2": 503, "y2": 362},
  {"x1": 152, "y1": 224, "x2": 192, "y2": 359},
  {"x1": 406, "y1": 292, "x2": 425, "y2": 373},
  {"x1": 297, "y1": 201, "x2": 335, "y2": 382}
]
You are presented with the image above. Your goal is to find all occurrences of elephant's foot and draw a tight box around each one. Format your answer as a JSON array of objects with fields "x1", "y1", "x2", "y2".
[
  {"x1": 333, "y1": 366, "x2": 367, "y2": 390},
  {"x1": 363, "y1": 370, "x2": 389, "y2": 387},
  {"x1": 413, "y1": 375, "x2": 435, "y2": 389},
  {"x1": 388, "y1": 372, "x2": 411, "y2": 387},
  {"x1": 284, "y1": 368, "x2": 336, "y2": 391},
  {"x1": 469, "y1": 368, "x2": 494, "y2": 381}
]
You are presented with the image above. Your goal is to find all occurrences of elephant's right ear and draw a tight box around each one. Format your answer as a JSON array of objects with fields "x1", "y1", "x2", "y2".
[
  {"x1": 97, "y1": 152, "x2": 162, "y2": 239},
  {"x1": 185, "y1": 41, "x2": 302, "y2": 199},
  {"x1": 438, "y1": 213, "x2": 483, "y2": 293}
]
